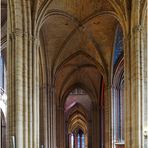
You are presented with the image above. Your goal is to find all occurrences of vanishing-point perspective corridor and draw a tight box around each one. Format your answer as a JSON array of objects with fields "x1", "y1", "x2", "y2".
[{"x1": 0, "y1": 0, "x2": 148, "y2": 148}]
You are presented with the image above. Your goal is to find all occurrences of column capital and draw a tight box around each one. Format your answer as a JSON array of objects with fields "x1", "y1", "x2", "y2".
[
  {"x1": 112, "y1": 85, "x2": 120, "y2": 91},
  {"x1": 9, "y1": 28, "x2": 28, "y2": 38},
  {"x1": 137, "y1": 0, "x2": 142, "y2": 8},
  {"x1": 133, "y1": 25, "x2": 144, "y2": 34},
  {"x1": 9, "y1": 28, "x2": 39, "y2": 42}
]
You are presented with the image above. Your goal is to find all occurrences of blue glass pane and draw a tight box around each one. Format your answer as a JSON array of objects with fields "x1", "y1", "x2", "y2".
[
  {"x1": 71, "y1": 134, "x2": 74, "y2": 148},
  {"x1": 82, "y1": 134, "x2": 85, "y2": 148},
  {"x1": 78, "y1": 134, "x2": 80, "y2": 148},
  {"x1": 0, "y1": 55, "x2": 4, "y2": 88},
  {"x1": 113, "y1": 26, "x2": 123, "y2": 66}
]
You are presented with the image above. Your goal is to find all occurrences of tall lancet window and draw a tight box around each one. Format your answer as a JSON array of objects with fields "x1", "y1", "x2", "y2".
[
  {"x1": 78, "y1": 133, "x2": 80, "y2": 148},
  {"x1": 82, "y1": 134, "x2": 85, "y2": 148},
  {"x1": 71, "y1": 133, "x2": 74, "y2": 148},
  {"x1": 112, "y1": 25, "x2": 124, "y2": 147},
  {"x1": 0, "y1": 52, "x2": 6, "y2": 91},
  {"x1": 0, "y1": 54, "x2": 4, "y2": 88},
  {"x1": 69, "y1": 129, "x2": 85, "y2": 148}
]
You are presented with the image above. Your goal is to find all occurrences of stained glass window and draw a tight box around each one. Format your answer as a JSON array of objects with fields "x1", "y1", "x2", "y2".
[
  {"x1": 0, "y1": 54, "x2": 4, "y2": 88},
  {"x1": 69, "y1": 129, "x2": 86, "y2": 148},
  {"x1": 78, "y1": 134, "x2": 80, "y2": 148},
  {"x1": 71, "y1": 134, "x2": 74, "y2": 148},
  {"x1": 82, "y1": 134, "x2": 85, "y2": 148}
]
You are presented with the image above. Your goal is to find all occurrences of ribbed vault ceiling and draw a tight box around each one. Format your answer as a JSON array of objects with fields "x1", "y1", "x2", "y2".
[{"x1": 39, "y1": 0, "x2": 120, "y2": 105}]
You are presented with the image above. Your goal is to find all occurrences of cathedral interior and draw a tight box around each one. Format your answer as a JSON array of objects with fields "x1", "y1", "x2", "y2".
[{"x1": 0, "y1": 0, "x2": 148, "y2": 148}]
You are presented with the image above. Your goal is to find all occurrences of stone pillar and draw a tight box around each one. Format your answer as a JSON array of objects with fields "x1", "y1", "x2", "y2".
[
  {"x1": 139, "y1": 9, "x2": 148, "y2": 146},
  {"x1": 7, "y1": 29, "x2": 40, "y2": 148},
  {"x1": 73, "y1": 134, "x2": 75, "y2": 148},
  {"x1": 65, "y1": 122, "x2": 69, "y2": 148},
  {"x1": 84, "y1": 134, "x2": 88, "y2": 148},
  {"x1": 113, "y1": 87, "x2": 120, "y2": 142},
  {"x1": 123, "y1": 33, "x2": 131, "y2": 148},
  {"x1": 100, "y1": 107, "x2": 104, "y2": 148},
  {"x1": 56, "y1": 105, "x2": 65, "y2": 148},
  {"x1": 131, "y1": 25, "x2": 142, "y2": 147},
  {"x1": 32, "y1": 38, "x2": 40, "y2": 148},
  {"x1": 126, "y1": 26, "x2": 143, "y2": 148},
  {"x1": 7, "y1": 0, "x2": 40, "y2": 148},
  {"x1": 69, "y1": 134, "x2": 71, "y2": 148},
  {"x1": 88, "y1": 119, "x2": 92, "y2": 148},
  {"x1": 7, "y1": 28, "x2": 24, "y2": 148},
  {"x1": 124, "y1": 1, "x2": 145, "y2": 146},
  {"x1": 112, "y1": 87, "x2": 117, "y2": 146},
  {"x1": 104, "y1": 85, "x2": 112, "y2": 148},
  {"x1": 92, "y1": 104, "x2": 99, "y2": 148},
  {"x1": 40, "y1": 85, "x2": 48, "y2": 148},
  {"x1": 48, "y1": 85, "x2": 57, "y2": 148}
]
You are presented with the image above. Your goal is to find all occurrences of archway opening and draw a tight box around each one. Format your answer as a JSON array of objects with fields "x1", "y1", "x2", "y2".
[{"x1": 64, "y1": 87, "x2": 92, "y2": 148}]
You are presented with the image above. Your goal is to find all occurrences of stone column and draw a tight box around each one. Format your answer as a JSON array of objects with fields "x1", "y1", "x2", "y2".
[
  {"x1": 131, "y1": 25, "x2": 142, "y2": 147},
  {"x1": 69, "y1": 134, "x2": 71, "y2": 148},
  {"x1": 100, "y1": 106, "x2": 104, "y2": 148},
  {"x1": 40, "y1": 85, "x2": 48, "y2": 148},
  {"x1": 104, "y1": 85, "x2": 112, "y2": 148},
  {"x1": 123, "y1": 33, "x2": 131, "y2": 148},
  {"x1": 65, "y1": 122, "x2": 69, "y2": 148},
  {"x1": 7, "y1": 28, "x2": 24, "y2": 148},
  {"x1": 124, "y1": 2, "x2": 145, "y2": 146},
  {"x1": 112, "y1": 87, "x2": 117, "y2": 146},
  {"x1": 73, "y1": 134, "x2": 75, "y2": 148},
  {"x1": 141, "y1": 19, "x2": 148, "y2": 147},
  {"x1": 56, "y1": 105, "x2": 65, "y2": 148},
  {"x1": 32, "y1": 38, "x2": 40, "y2": 148},
  {"x1": 7, "y1": 29, "x2": 40, "y2": 148},
  {"x1": 7, "y1": 0, "x2": 40, "y2": 148},
  {"x1": 84, "y1": 134, "x2": 88, "y2": 148},
  {"x1": 88, "y1": 119, "x2": 92, "y2": 148},
  {"x1": 91, "y1": 104, "x2": 99, "y2": 148},
  {"x1": 48, "y1": 84, "x2": 57, "y2": 148}
]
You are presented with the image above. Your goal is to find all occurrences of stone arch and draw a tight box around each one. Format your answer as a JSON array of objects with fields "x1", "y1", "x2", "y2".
[
  {"x1": 66, "y1": 103, "x2": 88, "y2": 122},
  {"x1": 54, "y1": 50, "x2": 106, "y2": 84},
  {"x1": 35, "y1": 0, "x2": 128, "y2": 39},
  {"x1": 68, "y1": 109, "x2": 88, "y2": 134},
  {"x1": 60, "y1": 83, "x2": 95, "y2": 109},
  {"x1": 112, "y1": 56, "x2": 124, "y2": 146}
]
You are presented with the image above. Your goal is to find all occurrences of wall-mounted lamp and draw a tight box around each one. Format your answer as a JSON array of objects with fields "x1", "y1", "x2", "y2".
[{"x1": 144, "y1": 131, "x2": 148, "y2": 139}]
